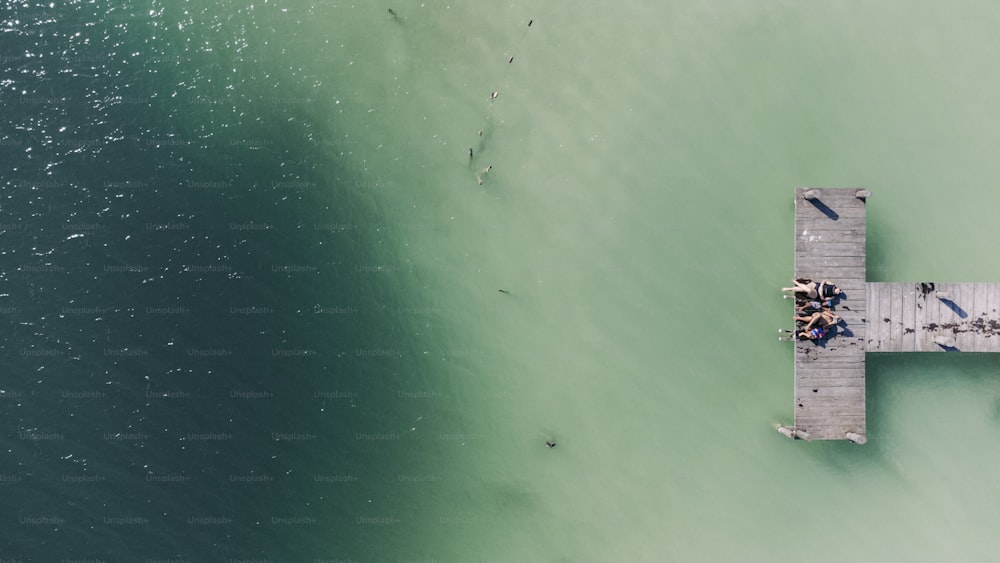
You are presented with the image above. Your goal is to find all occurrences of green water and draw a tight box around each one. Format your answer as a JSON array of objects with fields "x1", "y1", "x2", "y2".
[
  {"x1": 341, "y1": 2, "x2": 1000, "y2": 561},
  {"x1": 6, "y1": 0, "x2": 1000, "y2": 560}
]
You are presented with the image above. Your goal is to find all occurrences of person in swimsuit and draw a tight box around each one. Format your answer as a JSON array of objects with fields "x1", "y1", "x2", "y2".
[
  {"x1": 794, "y1": 310, "x2": 841, "y2": 330},
  {"x1": 795, "y1": 299, "x2": 833, "y2": 315},
  {"x1": 782, "y1": 279, "x2": 841, "y2": 299},
  {"x1": 798, "y1": 326, "x2": 827, "y2": 340}
]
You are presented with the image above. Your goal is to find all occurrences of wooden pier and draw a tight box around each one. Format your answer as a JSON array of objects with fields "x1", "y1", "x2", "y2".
[
  {"x1": 780, "y1": 187, "x2": 1000, "y2": 443},
  {"x1": 786, "y1": 188, "x2": 869, "y2": 442},
  {"x1": 867, "y1": 282, "x2": 1000, "y2": 352}
]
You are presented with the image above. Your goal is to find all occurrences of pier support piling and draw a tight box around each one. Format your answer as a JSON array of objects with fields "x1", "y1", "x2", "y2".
[
  {"x1": 846, "y1": 432, "x2": 867, "y2": 444},
  {"x1": 777, "y1": 426, "x2": 812, "y2": 440}
]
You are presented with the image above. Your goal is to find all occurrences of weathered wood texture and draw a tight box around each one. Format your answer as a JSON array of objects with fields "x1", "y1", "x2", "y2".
[
  {"x1": 866, "y1": 282, "x2": 1000, "y2": 352},
  {"x1": 792, "y1": 188, "x2": 867, "y2": 441}
]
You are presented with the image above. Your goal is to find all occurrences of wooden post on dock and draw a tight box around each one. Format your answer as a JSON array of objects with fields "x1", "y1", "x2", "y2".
[
  {"x1": 934, "y1": 335, "x2": 957, "y2": 348},
  {"x1": 803, "y1": 189, "x2": 820, "y2": 200},
  {"x1": 846, "y1": 432, "x2": 867, "y2": 444},
  {"x1": 777, "y1": 426, "x2": 812, "y2": 441}
]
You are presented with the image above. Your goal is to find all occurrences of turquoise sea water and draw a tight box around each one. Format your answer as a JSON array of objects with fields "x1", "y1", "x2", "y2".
[{"x1": 5, "y1": 1, "x2": 1000, "y2": 561}]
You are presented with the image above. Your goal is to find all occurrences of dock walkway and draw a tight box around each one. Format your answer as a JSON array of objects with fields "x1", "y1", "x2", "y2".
[
  {"x1": 782, "y1": 187, "x2": 1000, "y2": 443},
  {"x1": 866, "y1": 282, "x2": 1000, "y2": 352},
  {"x1": 790, "y1": 188, "x2": 868, "y2": 442}
]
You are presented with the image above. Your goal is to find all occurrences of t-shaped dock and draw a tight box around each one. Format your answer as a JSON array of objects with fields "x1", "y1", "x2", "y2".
[{"x1": 778, "y1": 188, "x2": 1000, "y2": 443}]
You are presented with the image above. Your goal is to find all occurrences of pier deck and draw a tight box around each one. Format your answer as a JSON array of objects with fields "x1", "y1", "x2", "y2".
[
  {"x1": 866, "y1": 282, "x2": 1000, "y2": 352},
  {"x1": 783, "y1": 188, "x2": 1000, "y2": 442},
  {"x1": 791, "y1": 188, "x2": 868, "y2": 441}
]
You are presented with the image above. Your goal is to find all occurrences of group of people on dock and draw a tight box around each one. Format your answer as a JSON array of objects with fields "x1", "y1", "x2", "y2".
[{"x1": 781, "y1": 279, "x2": 843, "y2": 341}]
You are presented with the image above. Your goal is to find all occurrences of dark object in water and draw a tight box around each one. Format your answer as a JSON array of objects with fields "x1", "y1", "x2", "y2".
[
  {"x1": 528, "y1": 19, "x2": 533, "y2": 27},
  {"x1": 545, "y1": 441, "x2": 556, "y2": 448},
  {"x1": 498, "y1": 289, "x2": 509, "y2": 294}
]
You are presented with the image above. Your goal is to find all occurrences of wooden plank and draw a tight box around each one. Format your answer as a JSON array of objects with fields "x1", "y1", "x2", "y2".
[
  {"x1": 796, "y1": 377, "x2": 866, "y2": 389},
  {"x1": 797, "y1": 351, "x2": 865, "y2": 363},
  {"x1": 795, "y1": 229, "x2": 866, "y2": 243},
  {"x1": 795, "y1": 394, "x2": 866, "y2": 406},
  {"x1": 956, "y1": 283, "x2": 977, "y2": 351},
  {"x1": 901, "y1": 283, "x2": 916, "y2": 352},
  {"x1": 920, "y1": 283, "x2": 941, "y2": 352},
  {"x1": 794, "y1": 241, "x2": 866, "y2": 257},
  {"x1": 913, "y1": 283, "x2": 927, "y2": 354},
  {"x1": 970, "y1": 284, "x2": 988, "y2": 352},
  {"x1": 889, "y1": 282, "x2": 903, "y2": 352},
  {"x1": 989, "y1": 285, "x2": 1000, "y2": 352},
  {"x1": 795, "y1": 404, "x2": 866, "y2": 417},
  {"x1": 796, "y1": 373, "x2": 865, "y2": 383},
  {"x1": 795, "y1": 366, "x2": 868, "y2": 377},
  {"x1": 866, "y1": 282, "x2": 879, "y2": 349},
  {"x1": 794, "y1": 418, "x2": 866, "y2": 433},
  {"x1": 795, "y1": 405, "x2": 866, "y2": 418},
  {"x1": 795, "y1": 256, "x2": 868, "y2": 269},
  {"x1": 878, "y1": 282, "x2": 891, "y2": 351},
  {"x1": 793, "y1": 424, "x2": 867, "y2": 434},
  {"x1": 796, "y1": 387, "x2": 866, "y2": 399},
  {"x1": 975, "y1": 284, "x2": 989, "y2": 317},
  {"x1": 794, "y1": 415, "x2": 867, "y2": 425},
  {"x1": 795, "y1": 205, "x2": 869, "y2": 219},
  {"x1": 795, "y1": 204, "x2": 868, "y2": 219}
]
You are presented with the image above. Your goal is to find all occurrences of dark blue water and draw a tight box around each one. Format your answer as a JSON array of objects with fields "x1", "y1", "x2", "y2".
[{"x1": 1, "y1": 2, "x2": 437, "y2": 560}]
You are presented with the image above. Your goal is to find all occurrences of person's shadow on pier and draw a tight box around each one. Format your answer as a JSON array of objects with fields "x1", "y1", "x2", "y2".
[{"x1": 807, "y1": 198, "x2": 840, "y2": 220}]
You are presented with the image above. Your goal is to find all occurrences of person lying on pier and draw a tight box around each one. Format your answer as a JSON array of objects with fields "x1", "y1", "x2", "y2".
[
  {"x1": 779, "y1": 326, "x2": 829, "y2": 341},
  {"x1": 782, "y1": 279, "x2": 841, "y2": 300},
  {"x1": 797, "y1": 326, "x2": 828, "y2": 340},
  {"x1": 793, "y1": 309, "x2": 841, "y2": 330},
  {"x1": 794, "y1": 299, "x2": 833, "y2": 315}
]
